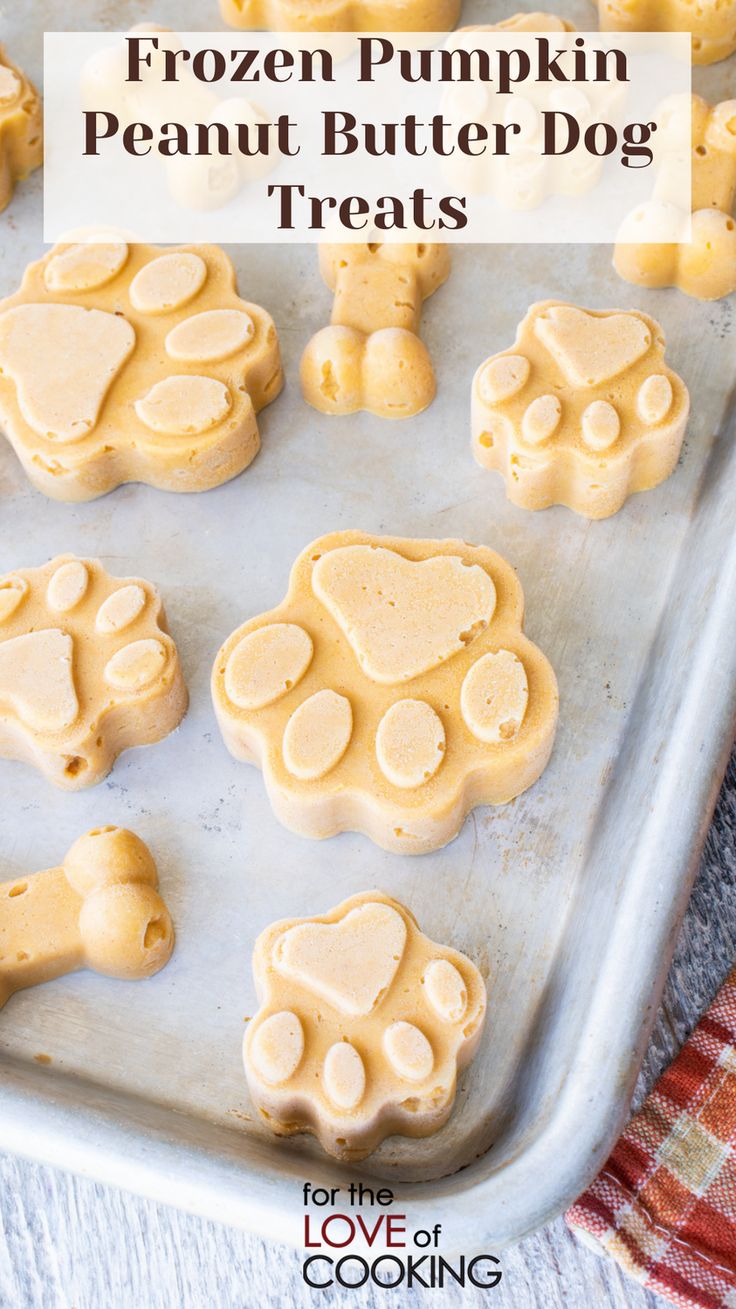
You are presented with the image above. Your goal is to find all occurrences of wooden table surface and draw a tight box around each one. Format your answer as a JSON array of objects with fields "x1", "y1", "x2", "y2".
[{"x1": 1, "y1": 750, "x2": 733, "y2": 1309}]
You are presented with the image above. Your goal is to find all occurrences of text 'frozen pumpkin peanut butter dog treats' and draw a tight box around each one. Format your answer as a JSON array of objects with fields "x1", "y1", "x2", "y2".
[
  {"x1": 0, "y1": 556, "x2": 187, "y2": 789},
  {"x1": 301, "y1": 244, "x2": 450, "y2": 419},
  {"x1": 472, "y1": 301, "x2": 690, "y2": 520},
  {"x1": 0, "y1": 46, "x2": 42, "y2": 214},
  {"x1": 244, "y1": 891, "x2": 486, "y2": 1160},
  {"x1": 212, "y1": 532, "x2": 558, "y2": 855},
  {"x1": 0, "y1": 242, "x2": 283, "y2": 501},
  {"x1": 0, "y1": 827, "x2": 174, "y2": 1011},
  {"x1": 220, "y1": 0, "x2": 461, "y2": 32},
  {"x1": 616, "y1": 96, "x2": 736, "y2": 302},
  {"x1": 593, "y1": 0, "x2": 736, "y2": 65}
]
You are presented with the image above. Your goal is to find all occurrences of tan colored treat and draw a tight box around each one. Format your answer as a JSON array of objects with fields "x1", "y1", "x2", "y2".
[
  {"x1": 593, "y1": 0, "x2": 736, "y2": 64},
  {"x1": 244, "y1": 891, "x2": 486, "y2": 1160},
  {"x1": 0, "y1": 827, "x2": 174, "y2": 1010},
  {"x1": 220, "y1": 0, "x2": 461, "y2": 31},
  {"x1": 615, "y1": 97, "x2": 736, "y2": 302},
  {"x1": 301, "y1": 244, "x2": 450, "y2": 419},
  {"x1": 212, "y1": 530, "x2": 558, "y2": 855},
  {"x1": 0, "y1": 555, "x2": 187, "y2": 789},
  {"x1": 0, "y1": 46, "x2": 42, "y2": 214},
  {"x1": 0, "y1": 242, "x2": 283, "y2": 501},
  {"x1": 462, "y1": 11, "x2": 575, "y2": 32},
  {"x1": 472, "y1": 301, "x2": 690, "y2": 520}
]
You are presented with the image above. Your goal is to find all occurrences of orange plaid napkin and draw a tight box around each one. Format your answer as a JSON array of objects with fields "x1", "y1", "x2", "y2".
[{"x1": 566, "y1": 967, "x2": 736, "y2": 1308}]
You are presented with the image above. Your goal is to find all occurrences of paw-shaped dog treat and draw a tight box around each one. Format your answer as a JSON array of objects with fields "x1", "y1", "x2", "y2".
[
  {"x1": 243, "y1": 891, "x2": 486, "y2": 1160},
  {"x1": 220, "y1": 0, "x2": 461, "y2": 32},
  {"x1": 0, "y1": 46, "x2": 42, "y2": 214},
  {"x1": 593, "y1": 0, "x2": 736, "y2": 64},
  {"x1": 300, "y1": 245, "x2": 450, "y2": 419},
  {"x1": 212, "y1": 531, "x2": 558, "y2": 854},
  {"x1": 472, "y1": 301, "x2": 690, "y2": 520},
  {"x1": 0, "y1": 242, "x2": 283, "y2": 501},
  {"x1": 615, "y1": 97, "x2": 736, "y2": 302},
  {"x1": 0, "y1": 826, "x2": 174, "y2": 1010},
  {"x1": 0, "y1": 555, "x2": 187, "y2": 789}
]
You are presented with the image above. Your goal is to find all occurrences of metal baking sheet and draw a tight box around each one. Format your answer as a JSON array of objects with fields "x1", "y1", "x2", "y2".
[{"x1": 0, "y1": 0, "x2": 735, "y2": 1251}]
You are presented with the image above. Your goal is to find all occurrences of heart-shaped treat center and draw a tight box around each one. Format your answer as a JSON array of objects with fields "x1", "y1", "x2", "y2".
[
  {"x1": 0, "y1": 630, "x2": 78, "y2": 733},
  {"x1": 0, "y1": 304, "x2": 135, "y2": 443},
  {"x1": 534, "y1": 305, "x2": 652, "y2": 388},
  {"x1": 312, "y1": 545, "x2": 496, "y2": 685},
  {"x1": 273, "y1": 902, "x2": 407, "y2": 1017}
]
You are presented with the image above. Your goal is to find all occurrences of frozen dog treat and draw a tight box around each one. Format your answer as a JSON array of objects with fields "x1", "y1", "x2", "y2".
[
  {"x1": 243, "y1": 891, "x2": 486, "y2": 1159},
  {"x1": 472, "y1": 301, "x2": 690, "y2": 519},
  {"x1": 220, "y1": 0, "x2": 461, "y2": 31},
  {"x1": 0, "y1": 827, "x2": 174, "y2": 1010},
  {"x1": 0, "y1": 242, "x2": 283, "y2": 501},
  {"x1": 212, "y1": 531, "x2": 558, "y2": 854},
  {"x1": 0, "y1": 47, "x2": 42, "y2": 213},
  {"x1": 83, "y1": 25, "x2": 278, "y2": 211},
  {"x1": 301, "y1": 244, "x2": 450, "y2": 419},
  {"x1": 593, "y1": 0, "x2": 736, "y2": 64},
  {"x1": 615, "y1": 96, "x2": 736, "y2": 302},
  {"x1": 462, "y1": 12, "x2": 575, "y2": 32},
  {"x1": 0, "y1": 555, "x2": 187, "y2": 789}
]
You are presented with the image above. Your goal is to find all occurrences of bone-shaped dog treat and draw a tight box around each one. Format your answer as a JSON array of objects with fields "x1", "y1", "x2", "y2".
[
  {"x1": 615, "y1": 96, "x2": 736, "y2": 302},
  {"x1": 300, "y1": 244, "x2": 450, "y2": 419},
  {"x1": 83, "y1": 25, "x2": 277, "y2": 212},
  {"x1": 0, "y1": 827, "x2": 174, "y2": 1010},
  {"x1": 244, "y1": 890, "x2": 486, "y2": 1160},
  {"x1": 0, "y1": 46, "x2": 42, "y2": 214},
  {"x1": 593, "y1": 0, "x2": 736, "y2": 65},
  {"x1": 220, "y1": 0, "x2": 461, "y2": 31}
]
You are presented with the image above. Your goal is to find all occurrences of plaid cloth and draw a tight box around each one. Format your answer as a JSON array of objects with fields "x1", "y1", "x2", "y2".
[{"x1": 566, "y1": 967, "x2": 736, "y2": 1309}]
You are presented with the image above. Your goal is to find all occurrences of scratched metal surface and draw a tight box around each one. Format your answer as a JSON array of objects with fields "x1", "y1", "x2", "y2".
[{"x1": 0, "y1": 0, "x2": 734, "y2": 1252}]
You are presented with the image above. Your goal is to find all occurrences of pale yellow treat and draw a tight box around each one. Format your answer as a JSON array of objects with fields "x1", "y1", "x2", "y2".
[
  {"x1": 462, "y1": 11, "x2": 575, "y2": 32},
  {"x1": 0, "y1": 827, "x2": 174, "y2": 1010},
  {"x1": 0, "y1": 555, "x2": 188, "y2": 789},
  {"x1": 0, "y1": 47, "x2": 42, "y2": 214},
  {"x1": 615, "y1": 97, "x2": 736, "y2": 302},
  {"x1": 212, "y1": 530, "x2": 558, "y2": 855},
  {"x1": 243, "y1": 890, "x2": 486, "y2": 1160},
  {"x1": 220, "y1": 0, "x2": 461, "y2": 31},
  {"x1": 472, "y1": 301, "x2": 690, "y2": 520},
  {"x1": 593, "y1": 0, "x2": 736, "y2": 64},
  {"x1": 0, "y1": 242, "x2": 283, "y2": 501},
  {"x1": 301, "y1": 244, "x2": 450, "y2": 419}
]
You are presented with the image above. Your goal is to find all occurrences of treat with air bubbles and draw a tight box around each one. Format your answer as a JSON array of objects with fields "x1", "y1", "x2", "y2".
[
  {"x1": 243, "y1": 890, "x2": 486, "y2": 1160},
  {"x1": 212, "y1": 530, "x2": 558, "y2": 855},
  {"x1": 300, "y1": 244, "x2": 450, "y2": 419},
  {"x1": 0, "y1": 827, "x2": 174, "y2": 1011},
  {"x1": 472, "y1": 301, "x2": 690, "y2": 520},
  {"x1": 0, "y1": 555, "x2": 187, "y2": 789},
  {"x1": 615, "y1": 96, "x2": 736, "y2": 302},
  {"x1": 0, "y1": 242, "x2": 283, "y2": 501},
  {"x1": 220, "y1": 0, "x2": 461, "y2": 31},
  {"x1": 0, "y1": 46, "x2": 42, "y2": 213},
  {"x1": 593, "y1": 0, "x2": 736, "y2": 65}
]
